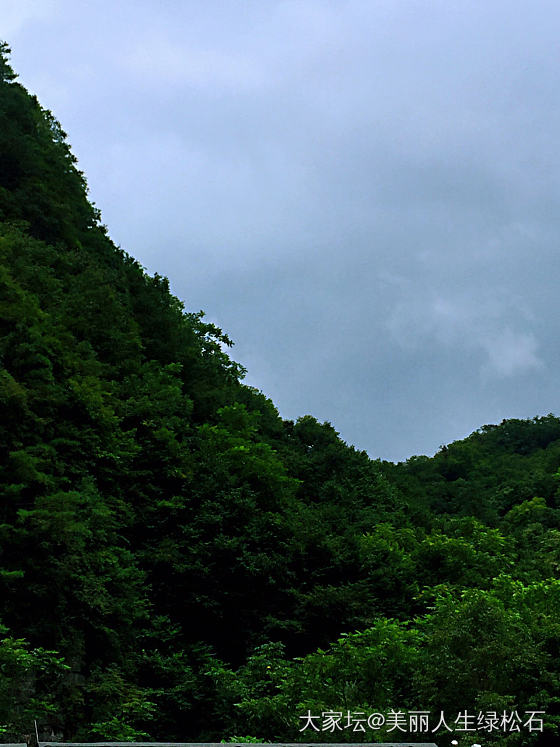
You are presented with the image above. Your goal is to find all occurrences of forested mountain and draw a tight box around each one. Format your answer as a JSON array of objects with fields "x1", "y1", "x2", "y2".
[{"x1": 0, "y1": 43, "x2": 559, "y2": 746}]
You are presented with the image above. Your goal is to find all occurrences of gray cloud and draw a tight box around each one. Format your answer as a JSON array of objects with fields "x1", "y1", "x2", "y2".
[{"x1": 6, "y1": 0, "x2": 560, "y2": 460}]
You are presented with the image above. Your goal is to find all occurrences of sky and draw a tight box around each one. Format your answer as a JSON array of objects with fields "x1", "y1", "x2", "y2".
[{"x1": 4, "y1": 0, "x2": 560, "y2": 462}]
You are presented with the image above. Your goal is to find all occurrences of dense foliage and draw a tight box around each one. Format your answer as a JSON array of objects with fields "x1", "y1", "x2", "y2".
[{"x1": 0, "y1": 43, "x2": 558, "y2": 746}]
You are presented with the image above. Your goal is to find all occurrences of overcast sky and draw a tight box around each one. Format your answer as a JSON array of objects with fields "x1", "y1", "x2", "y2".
[{"x1": 5, "y1": 0, "x2": 560, "y2": 461}]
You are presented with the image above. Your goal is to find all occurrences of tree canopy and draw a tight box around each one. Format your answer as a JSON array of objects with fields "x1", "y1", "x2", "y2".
[{"x1": 0, "y1": 42, "x2": 559, "y2": 746}]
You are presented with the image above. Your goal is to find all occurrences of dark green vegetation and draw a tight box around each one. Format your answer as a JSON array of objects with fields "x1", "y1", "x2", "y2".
[{"x1": 0, "y1": 43, "x2": 559, "y2": 746}]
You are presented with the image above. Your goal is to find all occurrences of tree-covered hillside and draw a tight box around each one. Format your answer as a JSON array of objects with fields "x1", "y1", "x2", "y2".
[{"x1": 0, "y1": 43, "x2": 559, "y2": 746}]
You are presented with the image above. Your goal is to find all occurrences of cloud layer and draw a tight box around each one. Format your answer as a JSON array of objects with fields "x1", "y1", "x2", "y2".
[{"x1": 7, "y1": 0, "x2": 560, "y2": 460}]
